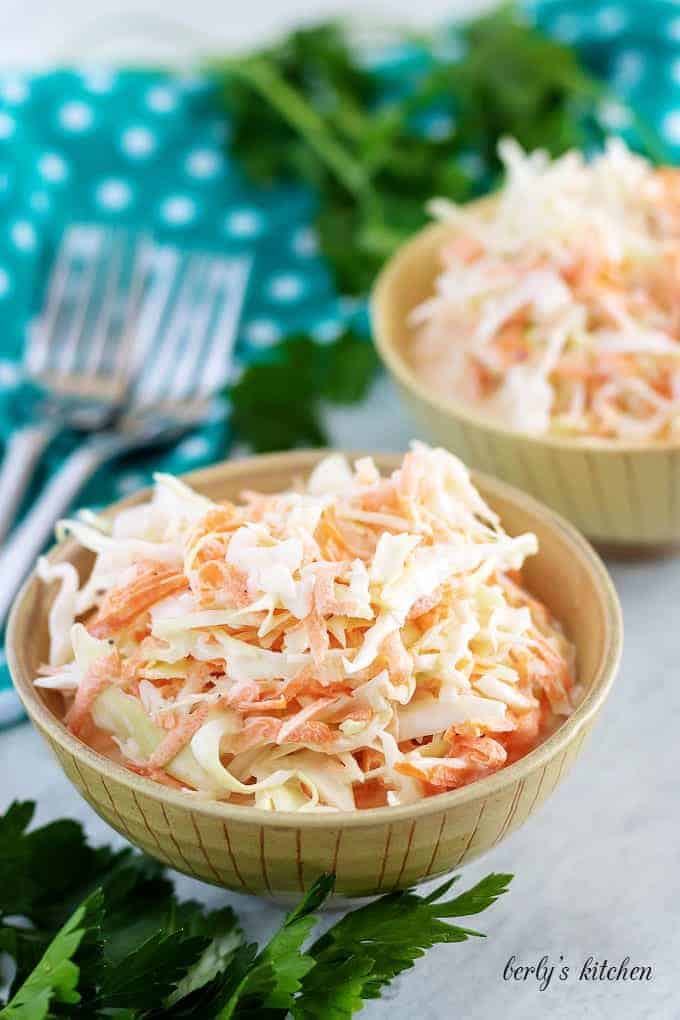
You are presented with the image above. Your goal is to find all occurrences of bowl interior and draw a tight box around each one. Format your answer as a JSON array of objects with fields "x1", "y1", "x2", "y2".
[
  {"x1": 372, "y1": 216, "x2": 680, "y2": 458},
  {"x1": 372, "y1": 223, "x2": 448, "y2": 387},
  {"x1": 9, "y1": 450, "x2": 621, "y2": 821}
]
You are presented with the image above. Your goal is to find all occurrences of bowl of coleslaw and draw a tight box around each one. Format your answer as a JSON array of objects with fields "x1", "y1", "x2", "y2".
[
  {"x1": 8, "y1": 447, "x2": 621, "y2": 899},
  {"x1": 372, "y1": 139, "x2": 680, "y2": 547}
]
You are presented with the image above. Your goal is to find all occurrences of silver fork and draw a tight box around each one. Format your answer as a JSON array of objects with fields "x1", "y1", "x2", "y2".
[
  {"x1": 0, "y1": 224, "x2": 148, "y2": 542},
  {"x1": 0, "y1": 245, "x2": 251, "y2": 626}
]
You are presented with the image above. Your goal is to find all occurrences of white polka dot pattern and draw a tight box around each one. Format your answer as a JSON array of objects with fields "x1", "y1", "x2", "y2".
[
  {"x1": 244, "y1": 319, "x2": 281, "y2": 347},
  {"x1": 38, "y1": 152, "x2": 68, "y2": 183},
  {"x1": 292, "y1": 227, "x2": 318, "y2": 256},
  {"x1": 313, "y1": 320, "x2": 343, "y2": 343},
  {"x1": 663, "y1": 110, "x2": 680, "y2": 144},
  {"x1": 597, "y1": 6, "x2": 626, "y2": 34},
  {"x1": 11, "y1": 221, "x2": 37, "y2": 252},
  {"x1": 0, "y1": 112, "x2": 15, "y2": 139},
  {"x1": 0, "y1": 357, "x2": 18, "y2": 381},
  {"x1": 80, "y1": 68, "x2": 116, "y2": 94},
  {"x1": 225, "y1": 209, "x2": 262, "y2": 238},
  {"x1": 146, "y1": 85, "x2": 178, "y2": 113},
  {"x1": 185, "y1": 148, "x2": 222, "y2": 178},
  {"x1": 160, "y1": 194, "x2": 196, "y2": 225},
  {"x1": 96, "y1": 178, "x2": 133, "y2": 211},
  {"x1": 597, "y1": 99, "x2": 632, "y2": 130},
  {"x1": 121, "y1": 126, "x2": 156, "y2": 158},
  {"x1": 268, "y1": 273, "x2": 304, "y2": 302},
  {"x1": 59, "y1": 101, "x2": 93, "y2": 132},
  {"x1": 0, "y1": 75, "x2": 28, "y2": 104}
]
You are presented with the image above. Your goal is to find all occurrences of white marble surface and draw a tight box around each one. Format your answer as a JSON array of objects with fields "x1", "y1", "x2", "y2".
[{"x1": 2, "y1": 378, "x2": 678, "y2": 1019}]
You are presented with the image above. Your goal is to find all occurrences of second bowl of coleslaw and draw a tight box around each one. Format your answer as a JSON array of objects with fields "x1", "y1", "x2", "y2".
[
  {"x1": 372, "y1": 140, "x2": 680, "y2": 547},
  {"x1": 8, "y1": 448, "x2": 621, "y2": 899}
]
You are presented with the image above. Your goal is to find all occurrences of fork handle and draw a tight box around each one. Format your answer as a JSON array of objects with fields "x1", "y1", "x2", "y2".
[
  {"x1": 0, "y1": 423, "x2": 59, "y2": 545},
  {"x1": 0, "y1": 434, "x2": 124, "y2": 629}
]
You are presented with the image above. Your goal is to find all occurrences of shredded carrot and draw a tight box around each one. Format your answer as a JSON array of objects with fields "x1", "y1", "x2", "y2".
[
  {"x1": 89, "y1": 563, "x2": 188, "y2": 638},
  {"x1": 66, "y1": 650, "x2": 121, "y2": 736}
]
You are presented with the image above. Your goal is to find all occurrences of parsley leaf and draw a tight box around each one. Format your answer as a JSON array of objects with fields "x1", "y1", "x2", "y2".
[
  {"x1": 97, "y1": 930, "x2": 210, "y2": 1012},
  {"x1": 0, "y1": 802, "x2": 119, "y2": 927},
  {"x1": 1, "y1": 891, "x2": 103, "y2": 1020},
  {"x1": 322, "y1": 333, "x2": 379, "y2": 404},
  {"x1": 258, "y1": 873, "x2": 334, "y2": 1008},
  {"x1": 291, "y1": 955, "x2": 373, "y2": 1020},
  {"x1": 0, "y1": 804, "x2": 511, "y2": 1018},
  {"x1": 229, "y1": 331, "x2": 378, "y2": 452},
  {"x1": 0, "y1": 802, "x2": 143, "y2": 992},
  {"x1": 214, "y1": 9, "x2": 662, "y2": 297},
  {"x1": 230, "y1": 336, "x2": 326, "y2": 453},
  {"x1": 168, "y1": 875, "x2": 333, "y2": 1019},
  {"x1": 167, "y1": 908, "x2": 243, "y2": 1006},
  {"x1": 295, "y1": 873, "x2": 513, "y2": 1016}
]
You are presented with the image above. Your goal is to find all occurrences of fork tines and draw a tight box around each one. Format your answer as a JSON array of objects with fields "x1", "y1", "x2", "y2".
[
  {"x1": 127, "y1": 245, "x2": 252, "y2": 410},
  {"x1": 25, "y1": 224, "x2": 149, "y2": 405}
]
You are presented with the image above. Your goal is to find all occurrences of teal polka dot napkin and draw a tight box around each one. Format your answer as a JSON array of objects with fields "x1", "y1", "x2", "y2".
[
  {"x1": 0, "y1": 69, "x2": 347, "y2": 723},
  {"x1": 1, "y1": 0, "x2": 679, "y2": 726}
]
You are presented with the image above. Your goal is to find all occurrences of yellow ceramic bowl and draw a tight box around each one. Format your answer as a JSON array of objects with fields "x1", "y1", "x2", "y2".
[
  {"x1": 372, "y1": 221, "x2": 680, "y2": 548},
  {"x1": 8, "y1": 451, "x2": 622, "y2": 900}
]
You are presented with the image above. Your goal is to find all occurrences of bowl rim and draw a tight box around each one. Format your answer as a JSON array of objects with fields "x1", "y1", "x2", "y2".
[
  {"x1": 371, "y1": 219, "x2": 680, "y2": 455},
  {"x1": 8, "y1": 449, "x2": 623, "y2": 831}
]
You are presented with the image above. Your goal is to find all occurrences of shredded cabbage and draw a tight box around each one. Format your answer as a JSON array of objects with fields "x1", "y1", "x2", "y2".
[
  {"x1": 37, "y1": 558, "x2": 80, "y2": 667},
  {"x1": 35, "y1": 443, "x2": 574, "y2": 810}
]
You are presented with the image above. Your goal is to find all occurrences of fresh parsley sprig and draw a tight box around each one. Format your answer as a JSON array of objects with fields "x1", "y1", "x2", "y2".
[
  {"x1": 229, "y1": 331, "x2": 379, "y2": 452},
  {"x1": 214, "y1": 8, "x2": 663, "y2": 297},
  {"x1": 0, "y1": 802, "x2": 511, "y2": 1018},
  {"x1": 218, "y1": 7, "x2": 667, "y2": 453}
]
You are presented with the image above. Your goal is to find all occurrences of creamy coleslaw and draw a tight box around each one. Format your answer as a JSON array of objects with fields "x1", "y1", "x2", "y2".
[
  {"x1": 36, "y1": 444, "x2": 575, "y2": 811},
  {"x1": 411, "y1": 139, "x2": 680, "y2": 440}
]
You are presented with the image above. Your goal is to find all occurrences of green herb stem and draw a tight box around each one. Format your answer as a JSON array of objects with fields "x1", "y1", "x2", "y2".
[
  {"x1": 220, "y1": 55, "x2": 370, "y2": 200},
  {"x1": 0, "y1": 801, "x2": 512, "y2": 1019}
]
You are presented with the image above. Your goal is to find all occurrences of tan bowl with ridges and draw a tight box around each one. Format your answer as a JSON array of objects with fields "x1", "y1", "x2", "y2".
[
  {"x1": 372, "y1": 221, "x2": 680, "y2": 547},
  {"x1": 8, "y1": 451, "x2": 622, "y2": 899}
]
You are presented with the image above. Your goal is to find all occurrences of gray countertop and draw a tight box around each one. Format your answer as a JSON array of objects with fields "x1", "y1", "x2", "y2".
[{"x1": 2, "y1": 377, "x2": 678, "y2": 1019}]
